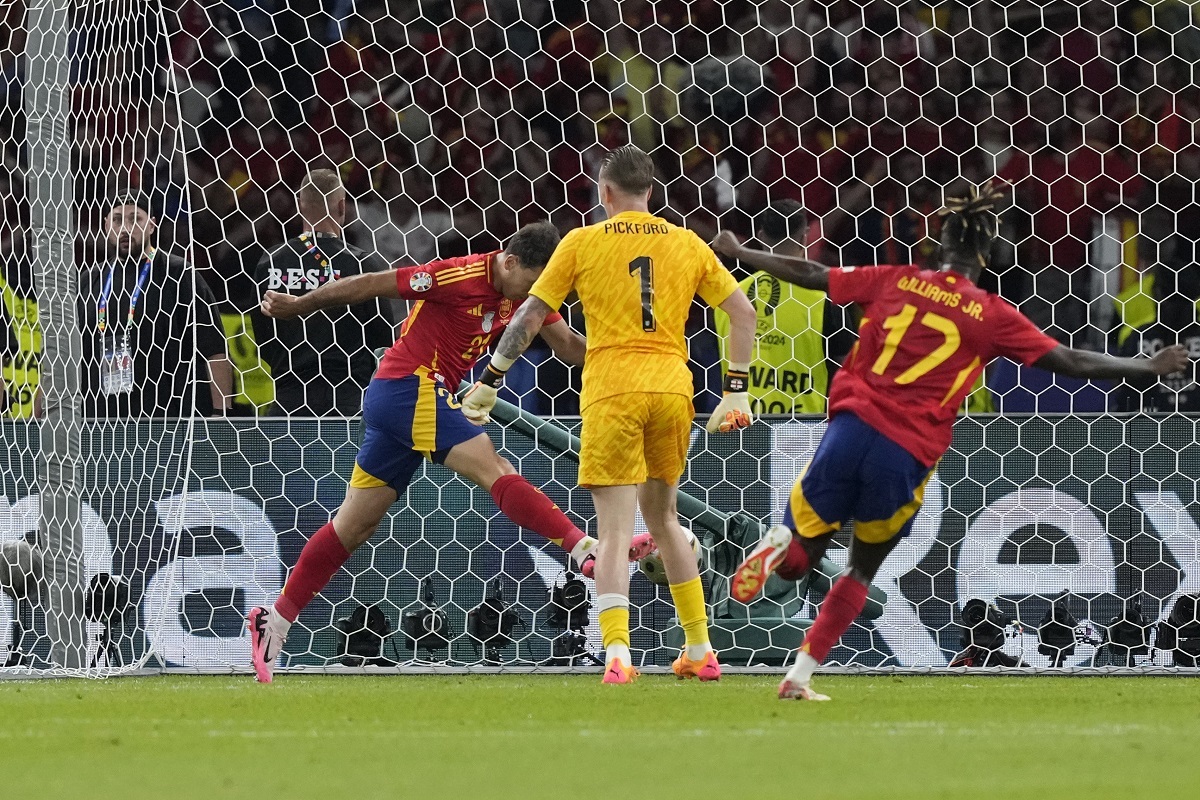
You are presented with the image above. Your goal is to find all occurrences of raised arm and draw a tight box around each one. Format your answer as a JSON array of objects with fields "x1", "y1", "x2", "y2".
[
  {"x1": 1034, "y1": 343, "x2": 1190, "y2": 380},
  {"x1": 710, "y1": 230, "x2": 831, "y2": 292},
  {"x1": 260, "y1": 270, "x2": 400, "y2": 319},
  {"x1": 540, "y1": 316, "x2": 587, "y2": 366}
]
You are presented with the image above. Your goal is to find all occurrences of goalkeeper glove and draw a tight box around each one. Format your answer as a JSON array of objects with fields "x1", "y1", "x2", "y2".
[
  {"x1": 461, "y1": 362, "x2": 507, "y2": 425},
  {"x1": 707, "y1": 367, "x2": 753, "y2": 434}
]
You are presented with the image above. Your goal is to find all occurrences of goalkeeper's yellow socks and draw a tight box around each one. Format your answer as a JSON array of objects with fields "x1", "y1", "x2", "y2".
[
  {"x1": 669, "y1": 576, "x2": 714, "y2": 661},
  {"x1": 597, "y1": 593, "x2": 631, "y2": 667}
]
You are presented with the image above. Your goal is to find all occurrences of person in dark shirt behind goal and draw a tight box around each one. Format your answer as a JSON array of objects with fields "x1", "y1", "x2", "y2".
[
  {"x1": 245, "y1": 221, "x2": 651, "y2": 682},
  {"x1": 711, "y1": 183, "x2": 1191, "y2": 701},
  {"x1": 252, "y1": 169, "x2": 395, "y2": 416}
]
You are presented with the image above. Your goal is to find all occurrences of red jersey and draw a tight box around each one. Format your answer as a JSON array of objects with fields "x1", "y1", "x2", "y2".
[
  {"x1": 375, "y1": 252, "x2": 562, "y2": 387},
  {"x1": 827, "y1": 265, "x2": 1059, "y2": 466}
]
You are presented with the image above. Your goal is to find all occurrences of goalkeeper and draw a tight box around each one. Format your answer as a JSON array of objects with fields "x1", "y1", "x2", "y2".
[
  {"x1": 711, "y1": 183, "x2": 1191, "y2": 700},
  {"x1": 464, "y1": 146, "x2": 758, "y2": 684},
  {"x1": 247, "y1": 222, "x2": 647, "y2": 683}
]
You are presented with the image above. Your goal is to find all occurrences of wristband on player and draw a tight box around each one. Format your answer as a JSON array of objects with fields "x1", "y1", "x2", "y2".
[
  {"x1": 723, "y1": 362, "x2": 750, "y2": 394},
  {"x1": 479, "y1": 353, "x2": 516, "y2": 388},
  {"x1": 480, "y1": 363, "x2": 507, "y2": 389}
]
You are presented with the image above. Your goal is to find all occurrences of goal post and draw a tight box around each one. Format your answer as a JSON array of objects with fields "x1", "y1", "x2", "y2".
[{"x1": 25, "y1": 0, "x2": 84, "y2": 669}]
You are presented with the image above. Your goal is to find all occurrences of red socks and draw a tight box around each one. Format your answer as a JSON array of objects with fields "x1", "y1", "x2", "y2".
[
  {"x1": 776, "y1": 536, "x2": 813, "y2": 581},
  {"x1": 274, "y1": 522, "x2": 352, "y2": 623},
  {"x1": 801, "y1": 575, "x2": 869, "y2": 662},
  {"x1": 490, "y1": 474, "x2": 586, "y2": 553}
]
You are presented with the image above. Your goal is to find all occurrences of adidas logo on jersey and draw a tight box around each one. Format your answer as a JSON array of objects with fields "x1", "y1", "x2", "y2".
[{"x1": 467, "y1": 305, "x2": 485, "y2": 316}]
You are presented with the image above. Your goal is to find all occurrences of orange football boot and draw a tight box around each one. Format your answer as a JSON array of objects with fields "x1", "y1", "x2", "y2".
[
  {"x1": 672, "y1": 649, "x2": 721, "y2": 681},
  {"x1": 730, "y1": 525, "x2": 794, "y2": 603}
]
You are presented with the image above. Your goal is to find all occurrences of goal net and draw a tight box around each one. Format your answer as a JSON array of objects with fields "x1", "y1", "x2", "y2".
[{"x1": 2, "y1": 0, "x2": 1198, "y2": 676}]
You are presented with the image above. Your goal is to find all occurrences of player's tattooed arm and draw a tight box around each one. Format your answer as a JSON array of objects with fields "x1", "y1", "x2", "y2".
[
  {"x1": 492, "y1": 296, "x2": 553, "y2": 368},
  {"x1": 466, "y1": 297, "x2": 554, "y2": 420},
  {"x1": 710, "y1": 230, "x2": 831, "y2": 292},
  {"x1": 540, "y1": 318, "x2": 587, "y2": 366},
  {"x1": 1035, "y1": 343, "x2": 1191, "y2": 380},
  {"x1": 260, "y1": 270, "x2": 400, "y2": 319}
]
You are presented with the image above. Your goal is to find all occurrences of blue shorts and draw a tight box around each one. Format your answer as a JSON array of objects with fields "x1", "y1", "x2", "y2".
[
  {"x1": 784, "y1": 412, "x2": 935, "y2": 544},
  {"x1": 352, "y1": 374, "x2": 484, "y2": 494}
]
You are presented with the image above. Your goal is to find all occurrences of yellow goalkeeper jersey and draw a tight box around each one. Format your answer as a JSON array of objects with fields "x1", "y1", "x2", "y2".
[{"x1": 529, "y1": 211, "x2": 739, "y2": 410}]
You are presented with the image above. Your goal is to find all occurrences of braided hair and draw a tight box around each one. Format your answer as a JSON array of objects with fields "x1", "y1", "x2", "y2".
[{"x1": 938, "y1": 181, "x2": 1006, "y2": 269}]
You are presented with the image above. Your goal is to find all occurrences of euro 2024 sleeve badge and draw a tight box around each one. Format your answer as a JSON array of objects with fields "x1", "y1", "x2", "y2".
[{"x1": 410, "y1": 271, "x2": 433, "y2": 293}]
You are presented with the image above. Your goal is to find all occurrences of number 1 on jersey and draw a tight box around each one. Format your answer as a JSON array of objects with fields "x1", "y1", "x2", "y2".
[{"x1": 629, "y1": 256, "x2": 655, "y2": 332}]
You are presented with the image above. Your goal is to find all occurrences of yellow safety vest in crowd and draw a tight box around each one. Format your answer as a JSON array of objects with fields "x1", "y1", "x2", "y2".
[
  {"x1": 715, "y1": 271, "x2": 829, "y2": 415},
  {"x1": 962, "y1": 372, "x2": 995, "y2": 414},
  {"x1": 220, "y1": 312, "x2": 274, "y2": 413},
  {"x1": 0, "y1": 272, "x2": 40, "y2": 419},
  {"x1": 1114, "y1": 273, "x2": 1200, "y2": 349},
  {"x1": 1114, "y1": 273, "x2": 1158, "y2": 349}
]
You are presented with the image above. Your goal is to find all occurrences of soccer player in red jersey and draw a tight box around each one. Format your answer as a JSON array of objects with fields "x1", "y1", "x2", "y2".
[
  {"x1": 246, "y1": 222, "x2": 647, "y2": 682},
  {"x1": 711, "y1": 184, "x2": 1191, "y2": 700}
]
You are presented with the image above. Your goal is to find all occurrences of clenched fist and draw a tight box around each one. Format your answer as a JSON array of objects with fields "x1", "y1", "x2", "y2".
[
  {"x1": 260, "y1": 290, "x2": 303, "y2": 319},
  {"x1": 709, "y1": 230, "x2": 743, "y2": 258},
  {"x1": 1150, "y1": 343, "x2": 1192, "y2": 376}
]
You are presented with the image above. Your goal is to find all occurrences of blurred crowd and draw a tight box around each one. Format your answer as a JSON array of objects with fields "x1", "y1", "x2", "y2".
[{"x1": 1, "y1": 0, "x2": 1198, "y2": 417}]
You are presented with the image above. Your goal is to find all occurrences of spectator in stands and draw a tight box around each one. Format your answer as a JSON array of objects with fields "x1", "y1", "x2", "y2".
[
  {"x1": 715, "y1": 200, "x2": 855, "y2": 415},
  {"x1": 0, "y1": 237, "x2": 37, "y2": 418},
  {"x1": 1115, "y1": 262, "x2": 1200, "y2": 412},
  {"x1": 79, "y1": 198, "x2": 232, "y2": 418},
  {"x1": 253, "y1": 169, "x2": 395, "y2": 416},
  {"x1": 999, "y1": 116, "x2": 1140, "y2": 347}
]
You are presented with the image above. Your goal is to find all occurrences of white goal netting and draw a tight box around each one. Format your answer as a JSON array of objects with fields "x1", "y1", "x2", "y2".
[{"x1": 1, "y1": 0, "x2": 1198, "y2": 676}]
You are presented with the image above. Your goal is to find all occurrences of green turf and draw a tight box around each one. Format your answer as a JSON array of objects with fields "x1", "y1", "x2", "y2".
[{"x1": 1, "y1": 674, "x2": 1197, "y2": 799}]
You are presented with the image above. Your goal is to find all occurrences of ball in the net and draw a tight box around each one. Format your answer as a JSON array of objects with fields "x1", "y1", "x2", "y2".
[{"x1": 637, "y1": 528, "x2": 702, "y2": 586}]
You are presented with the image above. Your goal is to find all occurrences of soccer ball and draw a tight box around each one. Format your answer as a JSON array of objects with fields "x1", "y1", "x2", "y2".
[
  {"x1": 0, "y1": 541, "x2": 42, "y2": 600},
  {"x1": 637, "y1": 528, "x2": 703, "y2": 586}
]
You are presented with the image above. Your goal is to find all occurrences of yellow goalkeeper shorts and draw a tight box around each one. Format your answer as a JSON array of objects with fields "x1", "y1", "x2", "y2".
[{"x1": 578, "y1": 392, "x2": 694, "y2": 487}]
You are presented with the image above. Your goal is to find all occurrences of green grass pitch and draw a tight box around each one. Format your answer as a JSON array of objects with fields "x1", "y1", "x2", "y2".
[{"x1": 1, "y1": 674, "x2": 1197, "y2": 799}]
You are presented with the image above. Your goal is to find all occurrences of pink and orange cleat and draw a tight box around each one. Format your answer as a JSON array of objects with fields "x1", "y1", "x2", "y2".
[
  {"x1": 627, "y1": 533, "x2": 657, "y2": 562},
  {"x1": 601, "y1": 660, "x2": 639, "y2": 684},
  {"x1": 575, "y1": 533, "x2": 656, "y2": 579},
  {"x1": 672, "y1": 649, "x2": 722, "y2": 681},
  {"x1": 730, "y1": 525, "x2": 793, "y2": 603}
]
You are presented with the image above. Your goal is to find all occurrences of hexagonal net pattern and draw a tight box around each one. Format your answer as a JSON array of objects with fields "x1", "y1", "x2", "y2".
[{"x1": 2, "y1": 1, "x2": 1199, "y2": 676}]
